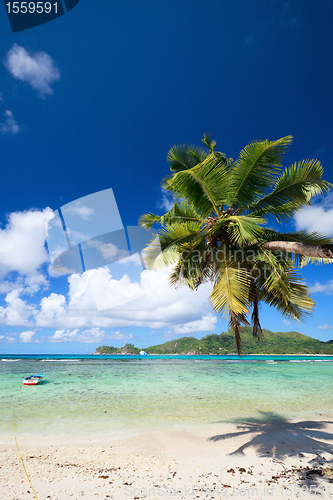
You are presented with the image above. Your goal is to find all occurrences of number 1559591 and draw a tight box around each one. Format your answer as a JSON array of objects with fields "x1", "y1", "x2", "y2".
[{"x1": 5, "y1": 2, "x2": 58, "y2": 13}]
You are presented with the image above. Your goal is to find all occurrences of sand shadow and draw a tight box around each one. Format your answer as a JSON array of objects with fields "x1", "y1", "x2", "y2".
[{"x1": 208, "y1": 412, "x2": 333, "y2": 462}]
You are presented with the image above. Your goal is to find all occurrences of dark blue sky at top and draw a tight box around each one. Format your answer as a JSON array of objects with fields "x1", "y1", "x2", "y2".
[
  {"x1": 0, "y1": 0, "x2": 332, "y2": 223},
  {"x1": 0, "y1": 0, "x2": 333, "y2": 353}
]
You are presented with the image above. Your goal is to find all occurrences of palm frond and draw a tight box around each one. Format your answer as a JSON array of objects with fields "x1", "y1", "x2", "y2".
[
  {"x1": 225, "y1": 215, "x2": 265, "y2": 247},
  {"x1": 201, "y1": 133, "x2": 217, "y2": 152},
  {"x1": 296, "y1": 254, "x2": 333, "y2": 267},
  {"x1": 165, "y1": 152, "x2": 231, "y2": 217},
  {"x1": 160, "y1": 201, "x2": 202, "y2": 226},
  {"x1": 260, "y1": 283, "x2": 314, "y2": 321},
  {"x1": 138, "y1": 213, "x2": 162, "y2": 229},
  {"x1": 140, "y1": 134, "x2": 332, "y2": 356},
  {"x1": 229, "y1": 136, "x2": 293, "y2": 208},
  {"x1": 168, "y1": 240, "x2": 212, "y2": 289},
  {"x1": 167, "y1": 144, "x2": 207, "y2": 172},
  {"x1": 209, "y1": 263, "x2": 251, "y2": 318},
  {"x1": 145, "y1": 222, "x2": 202, "y2": 270},
  {"x1": 255, "y1": 249, "x2": 314, "y2": 320},
  {"x1": 249, "y1": 159, "x2": 332, "y2": 221}
]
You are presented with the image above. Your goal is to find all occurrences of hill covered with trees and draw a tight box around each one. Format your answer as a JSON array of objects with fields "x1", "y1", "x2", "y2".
[{"x1": 94, "y1": 328, "x2": 333, "y2": 355}]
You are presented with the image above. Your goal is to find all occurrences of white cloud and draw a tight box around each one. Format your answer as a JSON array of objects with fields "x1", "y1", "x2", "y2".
[
  {"x1": 0, "y1": 264, "x2": 216, "y2": 339},
  {"x1": 294, "y1": 194, "x2": 333, "y2": 236},
  {"x1": 0, "y1": 110, "x2": 20, "y2": 135},
  {"x1": 0, "y1": 210, "x2": 217, "y2": 340},
  {"x1": 89, "y1": 267, "x2": 144, "y2": 310},
  {"x1": 0, "y1": 289, "x2": 36, "y2": 326},
  {"x1": 48, "y1": 328, "x2": 80, "y2": 342},
  {"x1": 20, "y1": 330, "x2": 36, "y2": 342},
  {"x1": 0, "y1": 208, "x2": 52, "y2": 279},
  {"x1": 6, "y1": 336, "x2": 16, "y2": 343},
  {"x1": 48, "y1": 327, "x2": 131, "y2": 343},
  {"x1": 32, "y1": 266, "x2": 215, "y2": 335},
  {"x1": 36, "y1": 293, "x2": 67, "y2": 327},
  {"x1": 0, "y1": 281, "x2": 23, "y2": 294},
  {"x1": 173, "y1": 314, "x2": 217, "y2": 335},
  {"x1": 283, "y1": 319, "x2": 291, "y2": 326},
  {"x1": 309, "y1": 279, "x2": 333, "y2": 295},
  {"x1": 117, "y1": 253, "x2": 142, "y2": 266},
  {"x1": 318, "y1": 324, "x2": 333, "y2": 331},
  {"x1": 4, "y1": 44, "x2": 60, "y2": 98},
  {"x1": 62, "y1": 202, "x2": 94, "y2": 221},
  {"x1": 157, "y1": 189, "x2": 175, "y2": 211},
  {"x1": 85, "y1": 239, "x2": 128, "y2": 261}
]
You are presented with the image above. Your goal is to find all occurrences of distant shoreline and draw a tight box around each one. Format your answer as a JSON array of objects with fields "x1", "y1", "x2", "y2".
[
  {"x1": 91, "y1": 352, "x2": 333, "y2": 356},
  {"x1": 93, "y1": 327, "x2": 333, "y2": 356}
]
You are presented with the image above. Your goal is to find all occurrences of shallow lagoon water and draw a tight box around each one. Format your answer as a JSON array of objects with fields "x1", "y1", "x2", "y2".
[{"x1": 1, "y1": 355, "x2": 333, "y2": 441}]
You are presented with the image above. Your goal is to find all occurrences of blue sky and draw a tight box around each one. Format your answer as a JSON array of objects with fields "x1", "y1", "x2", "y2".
[{"x1": 0, "y1": 0, "x2": 333, "y2": 353}]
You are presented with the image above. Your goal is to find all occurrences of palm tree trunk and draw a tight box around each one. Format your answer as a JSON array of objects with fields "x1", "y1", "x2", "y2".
[{"x1": 262, "y1": 241, "x2": 333, "y2": 259}]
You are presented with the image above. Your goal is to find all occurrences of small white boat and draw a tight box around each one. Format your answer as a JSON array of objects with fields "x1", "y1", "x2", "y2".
[
  {"x1": 140, "y1": 350, "x2": 147, "y2": 356},
  {"x1": 23, "y1": 374, "x2": 44, "y2": 386}
]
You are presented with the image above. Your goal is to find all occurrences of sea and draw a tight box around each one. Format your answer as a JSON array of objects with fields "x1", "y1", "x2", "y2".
[{"x1": 1, "y1": 354, "x2": 333, "y2": 442}]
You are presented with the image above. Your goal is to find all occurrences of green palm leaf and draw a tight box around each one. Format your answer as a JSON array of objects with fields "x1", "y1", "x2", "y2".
[
  {"x1": 146, "y1": 222, "x2": 202, "y2": 269},
  {"x1": 229, "y1": 136, "x2": 293, "y2": 208},
  {"x1": 167, "y1": 144, "x2": 207, "y2": 172},
  {"x1": 209, "y1": 264, "x2": 251, "y2": 318},
  {"x1": 140, "y1": 133, "x2": 333, "y2": 355},
  {"x1": 249, "y1": 159, "x2": 332, "y2": 221},
  {"x1": 165, "y1": 152, "x2": 231, "y2": 216},
  {"x1": 139, "y1": 213, "x2": 162, "y2": 229}
]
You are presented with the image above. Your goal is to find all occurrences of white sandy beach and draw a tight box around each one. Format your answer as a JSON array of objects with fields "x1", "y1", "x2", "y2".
[{"x1": 2, "y1": 419, "x2": 333, "y2": 500}]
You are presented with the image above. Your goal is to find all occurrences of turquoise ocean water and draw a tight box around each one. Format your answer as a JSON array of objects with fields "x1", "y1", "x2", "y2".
[{"x1": 1, "y1": 355, "x2": 333, "y2": 442}]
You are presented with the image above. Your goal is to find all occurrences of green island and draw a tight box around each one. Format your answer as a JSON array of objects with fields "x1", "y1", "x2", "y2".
[{"x1": 93, "y1": 327, "x2": 333, "y2": 355}]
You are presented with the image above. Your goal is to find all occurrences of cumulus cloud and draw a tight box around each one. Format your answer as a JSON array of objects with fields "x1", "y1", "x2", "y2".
[
  {"x1": 0, "y1": 290, "x2": 36, "y2": 326},
  {"x1": 157, "y1": 189, "x2": 175, "y2": 211},
  {"x1": 48, "y1": 327, "x2": 131, "y2": 343},
  {"x1": 118, "y1": 254, "x2": 142, "y2": 266},
  {"x1": 0, "y1": 209, "x2": 217, "y2": 340},
  {"x1": 36, "y1": 293, "x2": 67, "y2": 327},
  {"x1": 48, "y1": 328, "x2": 80, "y2": 342},
  {"x1": 20, "y1": 330, "x2": 36, "y2": 342},
  {"x1": 318, "y1": 324, "x2": 333, "y2": 331},
  {"x1": 30, "y1": 266, "x2": 215, "y2": 335},
  {"x1": 0, "y1": 208, "x2": 52, "y2": 279},
  {"x1": 309, "y1": 279, "x2": 333, "y2": 295},
  {"x1": 85, "y1": 240, "x2": 128, "y2": 262},
  {"x1": 62, "y1": 203, "x2": 94, "y2": 221},
  {"x1": 283, "y1": 319, "x2": 291, "y2": 326},
  {"x1": 0, "y1": 110, "x2": 20, "y2": 135},
  {"x1": 173, "y1": 315, "x2": 217, "y2": 334},
  {"x1": 4, "y1": 44, "x2": 60, "y2": 98},
  {"x1": 294, "y1": 194, "x2": 333, "y2": 236}
]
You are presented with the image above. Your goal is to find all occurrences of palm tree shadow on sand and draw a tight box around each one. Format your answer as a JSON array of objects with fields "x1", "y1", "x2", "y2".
[{"x1": 208, "y1": 412, "x2": 333, "y2": 463}]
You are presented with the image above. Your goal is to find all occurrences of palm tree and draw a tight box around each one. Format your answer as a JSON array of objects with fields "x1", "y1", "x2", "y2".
[{"x1": 139, "y1": 135, "x2": 333, "y2": 354}]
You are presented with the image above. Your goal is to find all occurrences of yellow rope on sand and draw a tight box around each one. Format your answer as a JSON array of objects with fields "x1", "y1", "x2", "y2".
[{"x1": 13, "y1": 404, "x2": 39, "y2": 500}]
